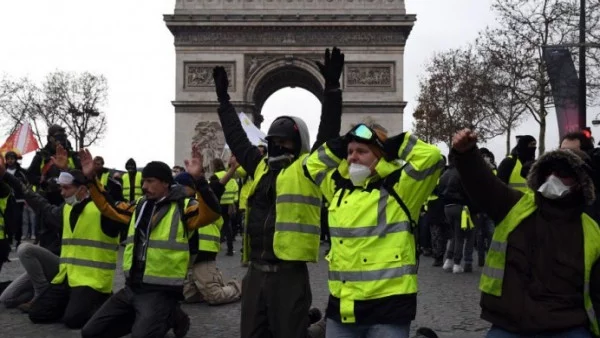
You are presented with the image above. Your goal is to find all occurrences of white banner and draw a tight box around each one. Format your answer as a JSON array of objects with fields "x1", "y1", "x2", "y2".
[{"x1": 224, "y1": 112, "x2": 267, "y2": 150}]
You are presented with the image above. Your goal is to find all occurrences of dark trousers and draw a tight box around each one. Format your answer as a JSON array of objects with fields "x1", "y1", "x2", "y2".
[
  {"x1": 429, "y1": 221, "x2": 448, "y2": 260},
  {"x1": 241, "y1": 262, "x2": 312, "y2": 338},
  {"x1": 81, "y1": 286, "x2": 178, "y2": 338},
  {"x1": 28, "y1": 282, "x2": 110, "y2": 329},
  {"x1": 418, "y1": 213, "x2": 431, "y2": 251},
  {"x1": 444, "y1": 204, "x2": 475, "y2": 265},
  {"x1": 221, "y1": 205, "x2": 234, "y2": 253}
]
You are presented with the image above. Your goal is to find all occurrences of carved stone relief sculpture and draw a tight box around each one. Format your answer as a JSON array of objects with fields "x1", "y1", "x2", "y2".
[
  {"x1": 191, "y1": 121, "x2": 226, "y2": 174},
  {"x1": 343, "y1": 62, "x2": 395, "y2": 92},
  {"x1": 184, "y1": 62, "x2": 235, "y2": 91}
]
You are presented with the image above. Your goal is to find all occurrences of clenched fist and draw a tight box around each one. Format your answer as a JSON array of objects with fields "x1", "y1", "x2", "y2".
[{"x1": 452, "y1": 129, "x2": 478, "y2": 153}]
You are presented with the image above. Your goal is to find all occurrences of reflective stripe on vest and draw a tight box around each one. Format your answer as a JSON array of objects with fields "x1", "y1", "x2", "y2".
[
  {"x1": 245, "y1": 154, "x2": 321, "y2": 263},
  {"x1": 326, "y1": 181, "x2": 418, "y2": 324},
  {"x1": 122, "y1": 172, "x2": 143, "y2": 201},
  {"x1": 508, "y1": 156, "x2": 528, "y2": 192},
  {"x1": 461, "y1": 206, "x2": 474, "y2": 230},
  {"x1": 198, "y1": 217, "x2": 223, "y2": 253},
  {"x1": 51, "y1": 202, "x2": 119, "y2": 293},
  {"x1": 480, "y1": 191, "x2": 600, "y2": 336},
  {"x1": 215, "y1": 171, "x2": 238, "y2": 205},
  {"x1": 122, "y1": 199, "x2": 190, "y2": 287},
  {"x1": 0, "y1": 196, "x2": 7, "y2": 238}
]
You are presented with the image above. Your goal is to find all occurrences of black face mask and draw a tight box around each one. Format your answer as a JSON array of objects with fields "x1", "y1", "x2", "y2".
[
  {"x1": 267, "y1": 143, "x2": 295, "y2": 170},
  {"x1": 519, "y1": 147, "x2": 536, "y2": 162}
]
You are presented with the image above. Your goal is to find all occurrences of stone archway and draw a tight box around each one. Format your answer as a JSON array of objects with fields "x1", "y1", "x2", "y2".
[
  {"x1": 165, "y1": 0, "x2": 415, "y2": 167},
  {"x1": 245, "y1": 56, "x2": 324, "y2": 127}
]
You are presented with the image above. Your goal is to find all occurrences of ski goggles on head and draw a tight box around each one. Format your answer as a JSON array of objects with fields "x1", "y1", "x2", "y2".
[{"x1": 348, "y1": 124, "x2": 385, "y2": 149}]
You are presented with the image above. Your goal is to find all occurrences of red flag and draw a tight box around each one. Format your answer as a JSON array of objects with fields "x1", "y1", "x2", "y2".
[{"x1": 0, "y1": 122, "x2": 40, "y2": 157}]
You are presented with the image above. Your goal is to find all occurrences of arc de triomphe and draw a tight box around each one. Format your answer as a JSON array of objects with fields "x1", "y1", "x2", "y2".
[{"x1": 165, "y1": 0, "x2": 415, "y2": 167}]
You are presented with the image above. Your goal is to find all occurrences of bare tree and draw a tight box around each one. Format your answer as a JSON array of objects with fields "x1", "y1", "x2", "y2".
[
  {"x1": 477, "y1": 29, "x2": 532, "y2": 156},
  {"x1": 0, "y1": 72, "x2": 108, "y2": 149},
  {"x1": 491, "y1": 0, "x2": 600, "y2": 154},
  {"x1": 412, "y1": 47, "x2": 503, "y2": 147},
  {"x1": 43, "y1": 72, "x2": 108, "y2": 149}
]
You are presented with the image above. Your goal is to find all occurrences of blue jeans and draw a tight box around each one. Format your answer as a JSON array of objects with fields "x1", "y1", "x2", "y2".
[
  {"x1": 486, "y1": 325, "x2": 593, "y2": 338},
  {"x1": 326, "y1": 318, "x2": 410, "y2": 338}
]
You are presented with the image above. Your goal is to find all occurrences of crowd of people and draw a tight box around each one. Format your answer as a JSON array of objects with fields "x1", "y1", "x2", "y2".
[{"x1": 0, "y1": 46, "x2": 599, "y2": 338}]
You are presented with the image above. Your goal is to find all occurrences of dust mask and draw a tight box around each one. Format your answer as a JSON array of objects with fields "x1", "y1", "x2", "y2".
[
  {"x1": 349, "y1": 163, "x2": 372, "y2": 186},
  {"x1": 538, "y1": 174, "x2": 572, "y2": 199},
  {"x1": 64, "y1": 187, "x2": 84, "y2": 206}
]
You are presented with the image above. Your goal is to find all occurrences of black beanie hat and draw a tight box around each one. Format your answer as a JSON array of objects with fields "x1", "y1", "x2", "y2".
[{"x1": 142, "y1": 161, "x2": 173, "y2": 184}]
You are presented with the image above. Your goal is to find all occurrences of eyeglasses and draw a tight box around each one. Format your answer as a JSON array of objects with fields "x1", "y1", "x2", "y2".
[{"x1": 349, "y1": 124, "x2": 384, "y2": 149}]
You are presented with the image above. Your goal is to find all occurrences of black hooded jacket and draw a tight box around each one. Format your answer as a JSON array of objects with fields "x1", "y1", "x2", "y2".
[
  {"x1": 454, "y1": 146, "x2": 600, "y2": 334},
  {"x1": 216, "y1": 89, "x2": 342, "y2": 263}
]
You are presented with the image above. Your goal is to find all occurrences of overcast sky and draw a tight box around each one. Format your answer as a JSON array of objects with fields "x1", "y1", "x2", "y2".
[{"x1": 0, "y1": 0, "x2": 597, "y2": 169}]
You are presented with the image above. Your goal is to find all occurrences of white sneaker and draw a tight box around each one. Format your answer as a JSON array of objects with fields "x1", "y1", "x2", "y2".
[
  {"x1": 452, "y1": 264, "x2": 464, "y2": 274},
  {"x1": 442, "y1": 259, "x2": 453, "y2": 271}
]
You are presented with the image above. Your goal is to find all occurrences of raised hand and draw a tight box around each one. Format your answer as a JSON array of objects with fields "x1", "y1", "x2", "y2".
[
  {"x1": 51, "y1": 144, "x2": 69, "y2": 170},
  {"x1": 184, "y1": 145, "x2": 205, "y2": 180},
  {"x1": 212, "y1": 66, "x2": 230, "y2": 103},
  {"x1": 228, "y1": 155, "x2": 240, "y2": 171},
  {"x1": 78, "y1": 148, "x2": 95, "y2": 179},
  {"x1": 316, "y1": 47, "x2": 345, "y2": 90},
  {"x1": 452, "y1": 128, "x2": 478, "y2": 153}
]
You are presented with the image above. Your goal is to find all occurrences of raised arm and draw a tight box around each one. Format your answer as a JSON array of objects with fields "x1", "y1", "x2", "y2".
[
  {"x1": 79, "y1": 148, "x2": 135, "y2": 225},
  {"x1": 2, "y1": 170, "x2": 62, "y2": 230},
  {"x1": 383, "y1": 132, "x2": 444, "y2": 219},
  {"x1": 451, "y1": 129, "x2": 521, "y2": 223},
  {"x1": 183, "y1": 153, "x2": 222, "y2": 230},
  {"x1": 312, "y1": 47, "x2": 344, "y2": 152},
  {"x1": 213, "y1": 66, "x2": 264, "y2": 176},
  {"x1": 304, "y1": 136, "x2": 347, "y2": 203}
]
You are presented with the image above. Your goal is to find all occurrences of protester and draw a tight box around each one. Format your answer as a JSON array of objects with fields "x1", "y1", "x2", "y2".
[
  {"x1": 1, "y1": 147, "x2": 123, "y2": 328},
  {"x1": 305, "y1": 119, "x2": 443, "y2": 337},
  {"x1": 179, "y1": 162, "x2": 242, "y2": 305},
  {"x1": 497, "y1": 135, "x2": 536, "y2": 192},
  {"x1": 79, "y1": 148, "x2": 221, "y2": 338},
  {"x1": 453, "y1": 128, "x2": 600, "y2": 338},
  {"x1": 211, "y1": 46, "x2": 343, "y2": 338},
  {"x1": 212, "y1": 158, "x2": 238, "y2": 256},
  {"x1": 3, "y1": 151, "x2": 28, "y2": 246},
  {"x1": 439, "y1": 153, "x2": 475, "y2": 273},
  {"x1": 121, "y1": 158, "x2": 142, "y2": 202}
]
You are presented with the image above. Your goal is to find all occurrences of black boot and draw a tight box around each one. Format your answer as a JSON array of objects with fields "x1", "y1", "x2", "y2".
[
  {"x1": 432, "y1": 257, "x2": 443, "y2": 267},
  {"x1": 172, "y1": 304, "x2": 190, "y2": 338}
]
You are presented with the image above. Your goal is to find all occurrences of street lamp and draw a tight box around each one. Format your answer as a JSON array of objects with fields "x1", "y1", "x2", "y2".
[
  {"x1": 592, "y1": 113, "x2": 600, "y2": 126},
  {"x1": 579, "y1": 0, "x2": 586, "y2": 129}
]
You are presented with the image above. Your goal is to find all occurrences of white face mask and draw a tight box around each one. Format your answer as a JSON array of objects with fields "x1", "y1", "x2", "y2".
[
  {"x1": 348, "y1": 163, "x2": 372, "y2": 186},
  {"x1": 538, "y1": 174, "x2": 572, "y2": 200},
  {"x1": 64, "y1": 187, "x2": 84, "y2": 206}
]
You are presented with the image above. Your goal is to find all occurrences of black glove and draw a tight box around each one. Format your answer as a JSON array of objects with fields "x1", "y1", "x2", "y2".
[
  {"x1": 316, "y1": 47, "x2": 344, "y2": 90},
  {"x1": 212, "y1": 66, "x2": 230, "y2": 103}
]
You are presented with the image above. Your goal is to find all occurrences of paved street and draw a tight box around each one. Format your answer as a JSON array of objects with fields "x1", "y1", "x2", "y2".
[{"x1": 0, "y1": 241, "x2": 489, "y2": 337}]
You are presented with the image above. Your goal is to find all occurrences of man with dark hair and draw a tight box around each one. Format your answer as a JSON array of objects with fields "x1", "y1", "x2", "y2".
[
  {"x1": 560, "y1": 131, "x2": 595, "y2": 152},
  {"x1": 93, "y1": 156, "x2": 123, "y2": 202},
  {"x1": 561, "y1": 130, "x2": 600, "y2": 222},
  {"x1": 79, "y1": 148, "x2": 221, "y2": 338}
]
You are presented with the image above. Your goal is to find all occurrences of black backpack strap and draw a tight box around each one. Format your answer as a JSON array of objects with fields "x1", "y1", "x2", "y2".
[{"x1": 381, "y1": 167, "x2": 421, "y2": 270}]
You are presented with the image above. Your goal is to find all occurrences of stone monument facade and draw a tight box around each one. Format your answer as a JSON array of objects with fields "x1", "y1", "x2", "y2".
[{"x1": 165, "y1": 0, "x2": 415, "y2": 168}]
